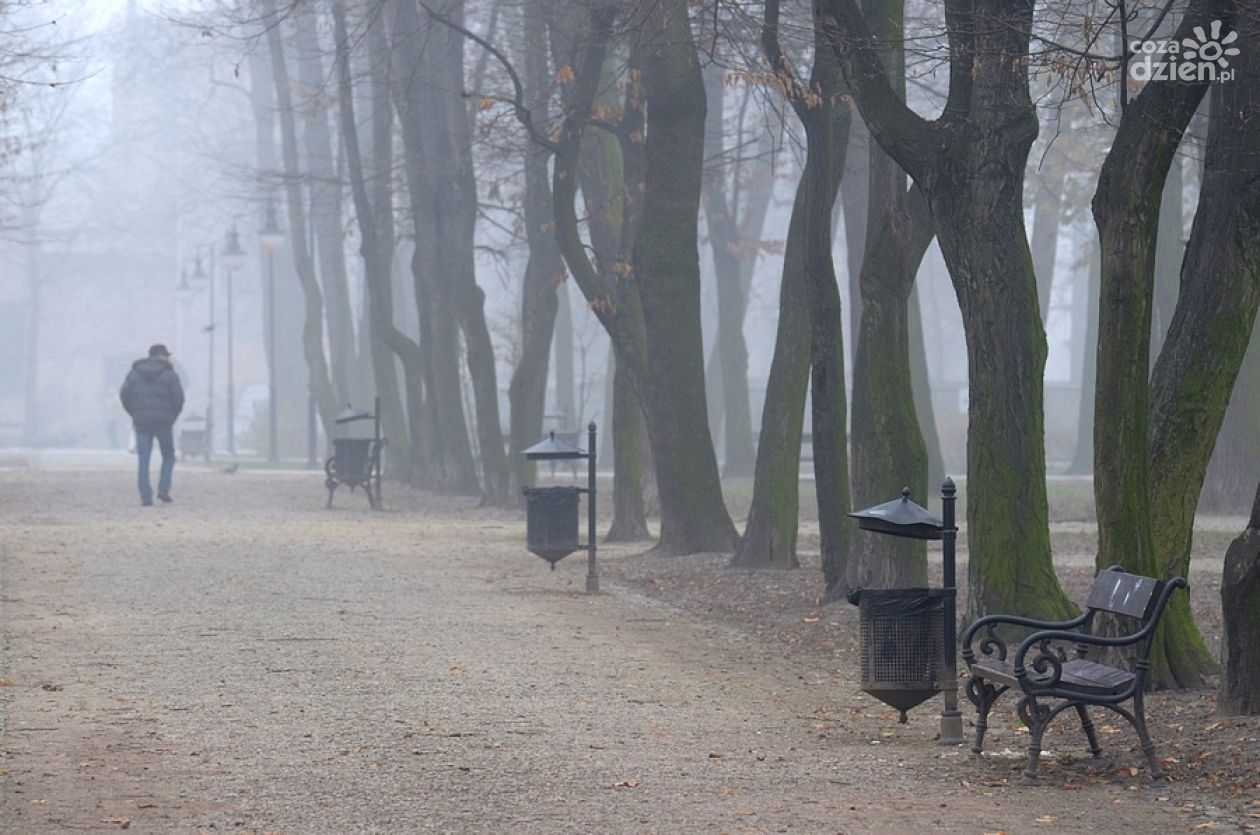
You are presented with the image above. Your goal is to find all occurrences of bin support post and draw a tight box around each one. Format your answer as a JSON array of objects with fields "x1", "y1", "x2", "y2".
[
  {"x1": 939, "y1": 476, "x2": 965, "y2": 745},
  {"x1": 586, "y1": 421, "x2": 599, "y2": 594}
]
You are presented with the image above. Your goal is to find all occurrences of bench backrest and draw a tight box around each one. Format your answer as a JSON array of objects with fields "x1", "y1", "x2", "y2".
[{"x1": 1085, "y1": 568, "x2": 1164, "y2": 621}]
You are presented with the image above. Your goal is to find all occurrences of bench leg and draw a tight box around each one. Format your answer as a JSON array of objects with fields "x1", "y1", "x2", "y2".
[
  {"x1": 326, "y1": 478, "x2": 337, "y2": 509},
  {"x1": 1131, "y1": 692, "x2": 1166, "y2": 783},
  {"x1": 965, "y1": 677, "x2": 1001, "y2": 757},
  {"x1": 1075, "y1": 704, "x2": 1103, "y2": 758},
  {"x1": 1017, "y1": 695, "x2": 1050, "y2": 781}
]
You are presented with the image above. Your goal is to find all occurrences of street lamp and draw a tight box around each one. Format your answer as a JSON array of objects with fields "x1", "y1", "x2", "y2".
[
  {"x1": 222, "y1": 225, "x2": 246, "y2": 456},
  {"x1": 259, "y1": 197, "x2": 285, "y2": 464}
]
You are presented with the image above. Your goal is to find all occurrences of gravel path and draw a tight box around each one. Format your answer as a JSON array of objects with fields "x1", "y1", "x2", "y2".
[{"x1": 0, "y1": 467, "x2": 1243, "y2": 833}]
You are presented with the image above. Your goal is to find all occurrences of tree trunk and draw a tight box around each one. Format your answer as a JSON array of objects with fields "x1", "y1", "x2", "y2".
[
  {"x1": 433, "y1": 0, "x2": 510, "y2": 505},
  {"x1": 1151, "y1": 155, "x2": 1183, "y2": 360},
  {"x1": 1029, "y1": 151, "x2": 1067, "y2": 322},
  {"x1": 1201, "y1": 325, "x2": 1260, "y2": 513},
  {"x1": 553, "y1": 281, "x2": 576, "y2": 423},
  {"x1": 733, "y1": 195, "x2": 813, "y2": 569},
  {"x1": 735, "y1": 0, "x2": 851, "y2": 570},
  {"x1": 334, "y1": 0, "x2": 426, "y2": 480},
  {"x1": 1067, "y1": 245, "x2": 1099, "y2": 476},
  {"x1": 908, "y1": 284, "x2": 944, "y2": 486},
  {"x1": 385, "y1": 0, "x2": 479, "y2": 492},
  {"x1": 804, "y1": 93, "x2": 852, "y2": 591},
  {"x1": 841, "y1": 0, "x2": 933, "y2": 596},
  {"x1": 575, "y1": 64, "x2": 652, "y2": 542},
  {"x1": 630, "y1": 0, "x2": 737, "y2": 555},
  {"x1": 840, "y1": 118, "x2": 869, "y2": 342},
  {"x1": 701, "y1": 62, "x2": 757, "y2": 478},
  {"x1": 508, "y1": 0, "x2": 563, "y2": 500},
  {"x1": 607, "y1": 357, "x2": 651, "y2": 541},
  {"x1": 293, "y1": 5, "x2": 359, "y2": 408},
  {"x1": 21, "y1": 207, "x2": 41, "y2": 446},
  {"x1": 1220, "y1": 484, "x2": 1260, "y2": 715},
  {"x1": 548, "y1": 9, "x2": 659, "y2": 543},
  {"x1": 263, "y1": 1, "x2": 339, "y2": 440}
]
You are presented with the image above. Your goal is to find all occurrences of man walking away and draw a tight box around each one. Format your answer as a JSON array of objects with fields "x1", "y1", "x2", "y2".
[{"x1": 120, "y1": 344, "x2": 185, "y2": 506}]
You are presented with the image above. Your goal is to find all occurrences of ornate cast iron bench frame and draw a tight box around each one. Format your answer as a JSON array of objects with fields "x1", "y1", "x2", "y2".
[
  {"x1": 324, "y1": 437, "x2": 385, "y2": 510},
  {"x1": 961, "y1": 566, "x2": 1187, "y2": 782}
]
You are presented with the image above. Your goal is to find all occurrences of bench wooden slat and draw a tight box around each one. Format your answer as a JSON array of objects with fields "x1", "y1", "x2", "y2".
[{"x1": 970, "y1": 658, "x2": 1135, "y2": 696}]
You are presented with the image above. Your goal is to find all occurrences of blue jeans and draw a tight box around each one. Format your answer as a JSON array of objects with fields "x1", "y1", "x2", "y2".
[{"x1": 136, "y1": 425, "x2": 175, "y2": 504}]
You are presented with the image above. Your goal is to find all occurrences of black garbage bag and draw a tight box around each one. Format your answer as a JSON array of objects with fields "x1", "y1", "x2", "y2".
[{"x1": 847, "y1": 587, "x2": 945, "y2": 618}]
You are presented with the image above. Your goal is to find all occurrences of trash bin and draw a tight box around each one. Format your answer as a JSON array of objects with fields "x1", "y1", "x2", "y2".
[
  {"x1": 848, "y1": 587, "x2": 952, "y2": 722},
  {"x1": 523, "y1": 486, "x2": 581, "y2": 567}
]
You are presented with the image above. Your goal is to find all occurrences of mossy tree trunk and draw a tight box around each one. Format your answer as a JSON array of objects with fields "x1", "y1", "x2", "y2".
[
  {"x1": 847, "y1": 179, "x2": 934, "y2": 591},
  {"x1": 631, "y1": 0, "x2": 738, "y2": 555},
  {"x1": 1092, "y1": 0, "x2": 1242, "y2": 689},
  {"x1": 1146, "y1": 25, "x2": 1260, "y2": 688},
  {"x1": 798, "y1": 23, "x2": 854, "y2": 590},
  {"x1": 733, "y1": 185, "x2": 814, "y2": 569},
  {"x1": 576, "y1": 54, "x2": 652, "y2": 543},
  {"x1": 607, "y1": 359, "x2": 651, "y2": 541},
  {"x1": 824, "y1": 0, "x2": 1075, "y2": 621},
  {"x1": 547, "y1": 10, "x2": 661, "y2": 544},
  {"x1": 843, "y1": 0, "x2": 935, "y2": 595},
  {"x1": 735, "y1": 0, "x2": 852, "y2": 572}
]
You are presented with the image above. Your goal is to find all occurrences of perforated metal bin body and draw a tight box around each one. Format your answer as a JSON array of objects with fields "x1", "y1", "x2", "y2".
[
  {"x1": 855, "y1": 587, "x2": 952, "y2": 720},
  {"x1": 524, "y1": 486, "x2": 581, "y2": 565}
]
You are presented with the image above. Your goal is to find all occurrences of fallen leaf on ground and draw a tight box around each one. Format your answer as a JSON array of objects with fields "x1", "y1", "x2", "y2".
[{"x1": 614, "y1": 779, "x2": 639, "y2": 788}]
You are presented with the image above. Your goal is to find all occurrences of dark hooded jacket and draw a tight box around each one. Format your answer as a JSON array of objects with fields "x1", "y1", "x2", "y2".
[{"x1": 120, "y1": 357, "x2": 184, "y2": 431}]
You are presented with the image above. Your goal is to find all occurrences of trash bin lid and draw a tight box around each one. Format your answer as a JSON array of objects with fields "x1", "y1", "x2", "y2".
[
  {"x1": 523, "y1": 431, "x2": 585, "y2": 460},
  {"x1": 848, "y1": 487, "x2": 945, "y2": 540}
]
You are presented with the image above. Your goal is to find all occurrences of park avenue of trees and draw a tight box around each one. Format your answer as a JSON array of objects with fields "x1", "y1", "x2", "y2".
[{"x1": 1, "y1": 0, "x2": 1257, "y2": 706}]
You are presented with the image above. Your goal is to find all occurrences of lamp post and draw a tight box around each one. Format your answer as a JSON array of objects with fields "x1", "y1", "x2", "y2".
[
  {"x1": 222, "y1": 225, "x2": 247, "y2": 456},
  {"x1": 259, "y1": 197, "x2": 285, "y2": 464},
  {"x1": 186, "y1": 251, "x2": 215, "y2": 461}
]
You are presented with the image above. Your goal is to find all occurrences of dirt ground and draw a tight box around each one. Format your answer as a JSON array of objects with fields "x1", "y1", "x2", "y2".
[{"x1": 1, "y1": 463, "x2": 1257, "y2": 833}]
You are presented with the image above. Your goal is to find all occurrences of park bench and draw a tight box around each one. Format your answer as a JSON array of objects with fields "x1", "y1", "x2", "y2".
[
  {"x1": 325, "y1": 436, "x2": 384, "y2": 510},
  {"x1": 961, "y1": 565, "x2": 1187, "y2": 782}
]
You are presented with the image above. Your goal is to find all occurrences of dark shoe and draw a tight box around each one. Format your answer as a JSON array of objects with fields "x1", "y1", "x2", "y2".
[
  {"x1": 142, "y1": 499, "x2": 154, "y2": 507},
  {"x1": 157, "y1": 493, "x2": 173, "y2": 503}
]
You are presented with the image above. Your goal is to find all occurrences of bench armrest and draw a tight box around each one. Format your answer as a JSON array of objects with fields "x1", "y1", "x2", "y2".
[{"x1": 962, "y1": 611, "x2": 1090, "y2": 665}]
